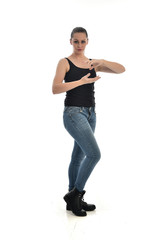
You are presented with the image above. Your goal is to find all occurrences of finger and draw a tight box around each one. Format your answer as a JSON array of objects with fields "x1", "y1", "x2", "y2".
[
  {"x1": 89, "y1": 66, "x2": 94, "y2": 70},
  {"x1": 90, "y1": 60, "x2": 95, "y2": 65},
  {"x1": 87, "y1": 62, "x2": 93, "y2": 67},
  {"x1": 86, "y1": 60, "x2": 94, "y2": 66},
  {"x1": 85, "y1": 59, "x2": 92, "y2": 63},
  {"x1": 86, "y1": 73, "x2": 91, "y2": 77},
  {"x1": 85, "y1": 60, "x2": 91, "y2": 65}
]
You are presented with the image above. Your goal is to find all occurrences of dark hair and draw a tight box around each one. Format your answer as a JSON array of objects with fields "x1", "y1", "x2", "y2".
[{"x1": 71, "y1": 27, "x2": 88, "y2": 39}]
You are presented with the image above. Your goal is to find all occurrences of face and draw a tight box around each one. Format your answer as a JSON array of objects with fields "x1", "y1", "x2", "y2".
[{"x1": 70, "y1": 32, "x2": 88, "y2": 54}]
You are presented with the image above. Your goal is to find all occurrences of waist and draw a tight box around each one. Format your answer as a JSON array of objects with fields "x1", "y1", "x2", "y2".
[
  {"x1": 64, "y1": 106, "x2": 95, "y2": 111},
  {"x1": 64, "y1": 106, "x2": 96, "y2": 115}
]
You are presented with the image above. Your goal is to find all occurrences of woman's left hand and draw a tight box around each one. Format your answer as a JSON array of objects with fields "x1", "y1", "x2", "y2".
[{"x1": 85, "y1": 59, "x2": 103, "y2": 70}]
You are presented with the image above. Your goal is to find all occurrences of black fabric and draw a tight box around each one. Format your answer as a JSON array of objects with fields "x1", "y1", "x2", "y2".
[{"x1": 64, "y1": 58, "x2": 96, "y2": 107}]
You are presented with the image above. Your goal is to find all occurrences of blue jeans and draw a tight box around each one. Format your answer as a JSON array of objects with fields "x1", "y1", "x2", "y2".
[{"x1": 63, "y1": 106, "x2": 101, "y2": 192}]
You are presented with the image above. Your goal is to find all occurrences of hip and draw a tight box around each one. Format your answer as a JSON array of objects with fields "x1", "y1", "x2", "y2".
[{"x1": 63, "y1": 106, "x2": 96, "y2": 130}]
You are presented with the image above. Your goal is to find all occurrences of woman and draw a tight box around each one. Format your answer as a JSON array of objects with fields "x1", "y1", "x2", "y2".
[{"x1": 52, "y1": 27, "x2": 125, "y2": 217}]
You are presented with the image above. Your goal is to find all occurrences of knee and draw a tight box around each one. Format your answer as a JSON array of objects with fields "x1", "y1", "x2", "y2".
[
  {"x1": 96, "y1": 148, "x2": 101, "y2": 162},
  {"x1": 91, "y1": 147, "x2": 101, "y2": 163}
]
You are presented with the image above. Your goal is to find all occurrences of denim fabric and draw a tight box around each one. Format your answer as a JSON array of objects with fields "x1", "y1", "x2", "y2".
[{"x1": 63, "y1": 106, "x2": 101, "y2": 192}]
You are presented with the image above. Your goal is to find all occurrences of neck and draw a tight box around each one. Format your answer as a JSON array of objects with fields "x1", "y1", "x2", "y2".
[{"x1": 71, "y1": 52, "x2": 85, "y2": 59}]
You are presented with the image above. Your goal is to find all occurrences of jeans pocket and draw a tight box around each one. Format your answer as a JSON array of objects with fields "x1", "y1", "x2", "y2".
[{"x1": 64, "y1": 106, "x2": 83, "y2": 114}]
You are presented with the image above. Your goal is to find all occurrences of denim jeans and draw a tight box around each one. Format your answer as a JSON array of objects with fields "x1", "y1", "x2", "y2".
[{"x1": 63, "y1": 106, "x2": 101, "y2": 192}]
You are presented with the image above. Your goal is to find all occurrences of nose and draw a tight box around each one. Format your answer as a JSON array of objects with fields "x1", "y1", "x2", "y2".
[{"x1": 78, "y1": 43, "x2": 82, "y2": 48}]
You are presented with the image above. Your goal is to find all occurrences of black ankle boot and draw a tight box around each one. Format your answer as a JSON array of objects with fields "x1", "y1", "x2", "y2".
[
  {"x1": 66, "y1": 190, "x2": 96, "y2": 211},
  {"x1": 63, "y1": 187, "x2": 87, "y2": 217}
]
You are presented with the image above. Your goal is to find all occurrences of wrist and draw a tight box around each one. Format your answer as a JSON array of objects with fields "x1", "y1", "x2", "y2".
[{"x1": 79, "y1": 78, "x2": 85, "y2": 85}]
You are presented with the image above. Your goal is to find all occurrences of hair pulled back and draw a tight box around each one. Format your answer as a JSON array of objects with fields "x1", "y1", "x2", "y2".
[{"x1": 71, "y1": 27, "x2": 88, "y2": 39}]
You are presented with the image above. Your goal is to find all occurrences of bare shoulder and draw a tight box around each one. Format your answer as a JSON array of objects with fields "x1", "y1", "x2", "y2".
[
  {"x1": 57, "y1": 58, "x2": 70, "y2": 72},
  {"x1": 53, "y1": 58, "x2": 69, "y2": 85}
]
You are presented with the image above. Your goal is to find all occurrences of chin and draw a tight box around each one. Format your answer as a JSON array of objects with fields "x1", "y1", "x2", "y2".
[{"x1": 76, "y1": 50, "x2": 84, "y2": 53}]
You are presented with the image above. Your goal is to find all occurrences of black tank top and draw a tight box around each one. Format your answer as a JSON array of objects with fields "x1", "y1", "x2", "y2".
[{"x1": 64, "y1": 58, "x2": 96, "y2": 107}]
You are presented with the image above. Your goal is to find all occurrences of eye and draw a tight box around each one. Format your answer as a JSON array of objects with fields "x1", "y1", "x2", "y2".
[
  {"x1": 82, "y1": 41, "x2": 86, "y2": 44},
  {"x1": 74, "y1": 41, "x2": 78, "y2": 44}
]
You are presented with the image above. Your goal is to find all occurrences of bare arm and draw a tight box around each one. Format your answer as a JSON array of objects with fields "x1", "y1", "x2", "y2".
[
  {"x1": 97, "y1": 59, "x2": 125, "y2": 73},
  {"x1": 86, "y1": 59, "x2": 126, "y2": 74},
  {"x1": 52, "y1": 59, "x2": 101, "y2": 94}
]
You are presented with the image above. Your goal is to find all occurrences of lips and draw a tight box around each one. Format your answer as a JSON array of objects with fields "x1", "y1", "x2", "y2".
[{"x1": 77, "y1": 49, "x2": 82, "y2": 51}]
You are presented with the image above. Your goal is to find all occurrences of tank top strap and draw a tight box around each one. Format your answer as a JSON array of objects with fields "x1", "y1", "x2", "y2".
[
  {"x1": 65, "y1": 57, "x2": 92, "y2": 61},
  {"x1": 65, "y1": 57, "x2": 72, "y2": 65},
  {"x1": 65, "y1": 58, "x2": 75, "y2": 71},
  {"x1": 65, "y1": 57, "x2": 92, "y2": 67}
]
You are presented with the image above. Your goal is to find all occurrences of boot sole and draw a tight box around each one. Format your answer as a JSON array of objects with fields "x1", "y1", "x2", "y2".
[{"x1": 66, "y1": 204, "x2": 96, "y2": 211}]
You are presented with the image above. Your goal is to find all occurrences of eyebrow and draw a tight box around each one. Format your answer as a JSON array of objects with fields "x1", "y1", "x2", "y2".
[{"x1": 74, "y1": 39, "x2": 86, "y2": 41}]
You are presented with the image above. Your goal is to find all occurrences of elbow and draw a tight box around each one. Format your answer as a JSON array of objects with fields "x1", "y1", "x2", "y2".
[
  {"x1": 52, "y1": 86, "x2": 58, "y2": 94},
  {"x1": 52, "y1": 89, "x2": 59, "y2": 94},
  {"x1": 52, "y1": 84, "x2": 60, "y2": 94},
  {"x1": 116, "y1": 66, "x2": 126, "y2": 74}
]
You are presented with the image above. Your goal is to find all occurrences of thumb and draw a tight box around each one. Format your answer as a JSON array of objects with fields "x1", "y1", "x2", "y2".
[{"x1": 86, "y1": 73, "x2": 91, "y2": 77}]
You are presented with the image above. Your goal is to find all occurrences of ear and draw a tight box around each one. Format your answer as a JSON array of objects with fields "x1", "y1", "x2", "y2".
[
  {"x1": 70, "y1": 39, "x2": 72, "y2": 45},
  {"x1": 86, "y1": 38, "x2": 89, "y2": 45}
]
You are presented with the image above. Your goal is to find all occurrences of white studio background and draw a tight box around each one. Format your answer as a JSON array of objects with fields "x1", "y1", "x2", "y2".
[{"x1": 0, "y1": 0, "x2": 160, "y2": 239}]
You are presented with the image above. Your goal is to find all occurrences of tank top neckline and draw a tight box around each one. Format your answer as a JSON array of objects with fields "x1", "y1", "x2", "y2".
[{"x1": 66, "y1": 57, "x2": 91, "y2": 70}]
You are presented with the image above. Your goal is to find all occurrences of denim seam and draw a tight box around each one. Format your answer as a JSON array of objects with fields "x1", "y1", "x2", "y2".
[
  {"x1": 68, "y1": 114, "x2": 99, "y2": 158},
  {"x1": 63, "y1": 112, "x2": 100, "y2": 191}
]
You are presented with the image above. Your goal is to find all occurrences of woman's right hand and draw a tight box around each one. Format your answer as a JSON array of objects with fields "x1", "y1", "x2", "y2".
[{"x1": 81, "y1": 73, "x2": 101, "y2": 84}]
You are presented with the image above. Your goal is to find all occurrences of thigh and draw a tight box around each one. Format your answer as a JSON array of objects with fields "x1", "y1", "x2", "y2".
[
  {"x1": 88, "y1": 109, "x2": 96, "y2": 133},
  {"x1": 63, "y1": 107, "x2": 99, "y2": 156}
]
